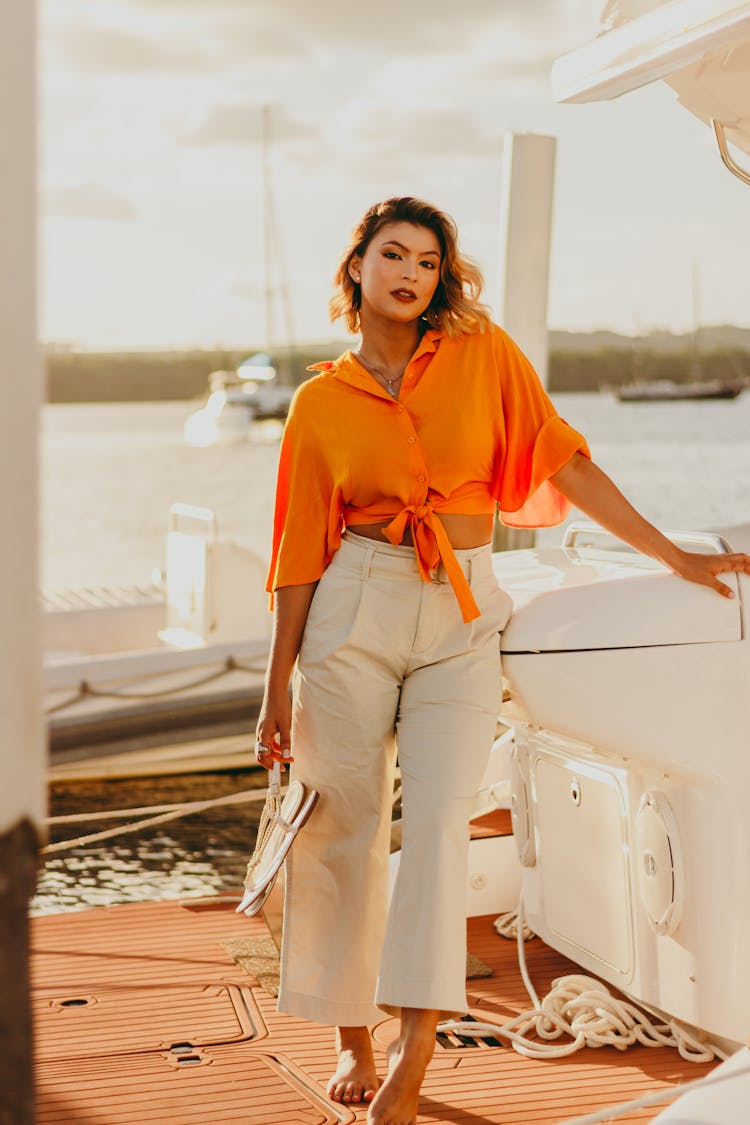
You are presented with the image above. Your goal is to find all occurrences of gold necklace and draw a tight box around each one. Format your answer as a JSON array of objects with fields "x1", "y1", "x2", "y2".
[{"x1": 356, "y1": 350, "x2": 405, "y2": 398}]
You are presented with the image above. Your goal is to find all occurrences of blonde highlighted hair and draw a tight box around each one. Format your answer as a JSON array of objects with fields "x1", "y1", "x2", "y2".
[{"x1": 329, "y1": 197, "x2": 492, "y2": 337}]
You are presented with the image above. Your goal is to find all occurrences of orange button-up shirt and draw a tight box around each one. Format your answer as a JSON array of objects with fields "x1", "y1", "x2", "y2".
[{"x1": 267, "y1": 324, "x2": 590, "y2": 622}]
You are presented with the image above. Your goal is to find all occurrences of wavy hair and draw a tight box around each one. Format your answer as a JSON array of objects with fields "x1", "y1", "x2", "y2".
[{"x1": 329, "y1": 197, "x2": 492, "y2": 337}]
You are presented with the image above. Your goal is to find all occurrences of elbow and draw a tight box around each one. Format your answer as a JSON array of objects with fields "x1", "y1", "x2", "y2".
[{"x1": 550, "y1": 450, "x2": 591, "y2": 493}]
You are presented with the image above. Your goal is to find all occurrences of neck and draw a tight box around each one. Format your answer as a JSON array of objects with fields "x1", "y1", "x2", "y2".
[{"x1": 358, "y1": 308, "x2": 422, "y2": 368}]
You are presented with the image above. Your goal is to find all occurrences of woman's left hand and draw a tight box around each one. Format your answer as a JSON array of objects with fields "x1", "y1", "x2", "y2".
[{"x1": 669, "y1": 549, "x2": 750, "y2": 599}]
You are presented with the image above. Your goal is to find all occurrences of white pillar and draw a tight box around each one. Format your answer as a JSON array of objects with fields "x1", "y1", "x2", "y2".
[
  {"x1": 0, "y1": 0, "x2": 43, "y2": 1118},
  {"x1": 497, "y1": 133, "x2": 557, "y2": 388}
]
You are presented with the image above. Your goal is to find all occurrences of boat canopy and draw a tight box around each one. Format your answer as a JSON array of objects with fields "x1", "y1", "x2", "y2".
[
  {"x1": 237, "y1": 353, "x2": 276, "y2": 382},
  {"x1": 553, "y1": 0, "x2": 750, "y2": 173}
]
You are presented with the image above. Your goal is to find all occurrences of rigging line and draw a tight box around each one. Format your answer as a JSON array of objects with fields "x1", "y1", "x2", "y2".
[
  {"x1": 79, "y1": 666, "x2": 231, "y2": 699},
  {"x1": 47, "y1": 789, "x2": 269, "y2": 825},
  {"x1": 43, "y1": 769, "x2": 403, "y2": 849},
  {"x1": 41, "y1": 787, "x2": 265, "y2": 855},
  {"x1": 45, "y1": 689, "x2": 87, "y2": 715},
  {"x1": 48, "y1": 769, "x2": 404, "y2": 828},
  {"x1": 43, "y1": 658, "x2": 266, "y2": 716}
]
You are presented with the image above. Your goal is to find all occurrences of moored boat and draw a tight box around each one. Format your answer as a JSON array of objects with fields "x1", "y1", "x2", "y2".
[{"x1": 617, "y1": 377, "x2": 744, "y2": 401}]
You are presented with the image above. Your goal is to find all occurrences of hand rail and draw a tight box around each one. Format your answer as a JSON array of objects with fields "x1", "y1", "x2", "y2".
[
  {"x1": 712, "y1": 119, "x2": 750, "y2": 189},
  {"x1": 562, "y1": 521, "x2": 731, "y2": 555}
]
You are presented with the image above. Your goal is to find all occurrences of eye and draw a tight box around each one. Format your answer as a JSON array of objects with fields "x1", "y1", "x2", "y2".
[
  {"x1": 420, "y1": 260, "x2": 437, "y2": 270},
  {"x1": 383, "y1": 250, "x2": 401, "y2": 260}
]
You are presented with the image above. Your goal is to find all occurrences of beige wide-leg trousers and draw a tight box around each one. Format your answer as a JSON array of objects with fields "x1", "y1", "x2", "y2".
[{"x1": 278, "y1": 531, "x2": 512, "y2": 1027}]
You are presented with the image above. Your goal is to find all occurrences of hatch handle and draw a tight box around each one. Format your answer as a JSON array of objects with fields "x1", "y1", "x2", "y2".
[{"x1": 563, "y1": 521, "x2": 731, "y2": 555}]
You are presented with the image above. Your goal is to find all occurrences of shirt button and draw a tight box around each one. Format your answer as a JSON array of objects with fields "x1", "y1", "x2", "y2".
[
  {"x1": 408, "y1": 436, "x2": 416, "y2": 444},
  {"x1": 397, "y1": 406, "x2": 405, "y2": 413},
  {"x1": 418, "y1": 474, "x2": 426, "y2": 482}
]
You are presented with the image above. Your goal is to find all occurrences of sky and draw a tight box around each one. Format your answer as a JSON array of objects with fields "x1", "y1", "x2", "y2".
[{"x1": 41, "y1": 0, "x2": 750, "y2": 351}]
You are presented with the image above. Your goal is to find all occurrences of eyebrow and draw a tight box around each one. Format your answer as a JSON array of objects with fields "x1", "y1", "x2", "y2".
[{"x1": 380, "y1": 239, "x2": 441, "y2": 257}]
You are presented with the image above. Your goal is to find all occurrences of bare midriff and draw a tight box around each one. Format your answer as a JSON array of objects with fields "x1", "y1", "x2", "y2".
[{"x1": 347, "y1": 511, "x2": 495, "y2": 551}]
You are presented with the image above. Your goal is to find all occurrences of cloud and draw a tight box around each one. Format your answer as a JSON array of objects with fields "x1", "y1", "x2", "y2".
[
  {"x1": 176, "y1": 102, "x2": 317, "y2": 148},
  {"x1": 49, "y1": 25, "x2": 217, "y2": 74},
  {"x1": 336, "y1": 103, "x2": 496, "y2": 160},
  {"x1": 44, "y1": 181, "x2": 137, "y2": 221},
  {"x1": 114, "y1": 0, "x2": 596, "y2": 61}
]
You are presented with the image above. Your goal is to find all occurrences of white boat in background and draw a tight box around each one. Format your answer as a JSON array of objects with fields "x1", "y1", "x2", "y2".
[
  {"x1": 43, "y1": 503, "x2": 272, "y2": 755},
  {"x1": 183, "y1": 353, "x2": 295, "y2": 447},
  {"x1": 617, "y1": 376, "x2": 744, "y2": 400}
]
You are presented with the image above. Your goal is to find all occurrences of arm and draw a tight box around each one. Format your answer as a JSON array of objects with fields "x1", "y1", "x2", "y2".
[
  {"x1": 551, "y1": 453, "x2": 750, "y2": 598},
  {"x1": 256, "y1": 581, "x2": 317, "y2": 771}
]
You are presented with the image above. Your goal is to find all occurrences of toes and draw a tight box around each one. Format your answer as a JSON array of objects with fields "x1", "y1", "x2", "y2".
[
  {"x1": 343, "y1": 1081, "x2": 359, "y2": 1103},
  {"x1": 327, "y1": 1081, "x2": 346, "y2": 1103}
]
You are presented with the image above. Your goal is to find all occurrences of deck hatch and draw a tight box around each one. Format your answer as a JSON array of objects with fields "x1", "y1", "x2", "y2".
[
  {"x1": 34, "y1": 980, "x2": 266, "y2": 1062},
  {"x1": 36, "y1": 1048, "x2": 345, "y2": 1124}
]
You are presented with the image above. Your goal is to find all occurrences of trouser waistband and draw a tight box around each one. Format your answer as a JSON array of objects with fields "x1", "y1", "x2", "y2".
[{"x1": 335, "y1": 530, "x2": 492, "y2": 585}]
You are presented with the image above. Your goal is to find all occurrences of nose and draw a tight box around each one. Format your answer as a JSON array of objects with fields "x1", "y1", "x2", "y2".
[{"x1": 402, "y1": 259, "x2": 418, "y2": 282}]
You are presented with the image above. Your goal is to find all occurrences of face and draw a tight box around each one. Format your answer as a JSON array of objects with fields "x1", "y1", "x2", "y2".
[{"x1": 349, "y1": 221, "x2": 442, "y2": 325}]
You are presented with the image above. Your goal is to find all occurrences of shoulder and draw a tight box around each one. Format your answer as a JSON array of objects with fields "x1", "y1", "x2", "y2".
[
  {"x1": 290, "y1": 368, "x2": 336, "y2": 409},
  {"x1": 441, "y1": 322, "x2": 505, "y2": 353},
  {"x1": 439, "y1": 323, "x2": 513, "y2": 374}
]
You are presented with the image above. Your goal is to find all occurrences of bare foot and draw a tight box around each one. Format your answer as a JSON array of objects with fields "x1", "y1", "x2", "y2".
[
  {"x1": 367, "y1": 1026, "x2": 436, "y2": 1125},
  {"x1": 327, "y1": 1025, "x2": 380, "y2": 1105}
]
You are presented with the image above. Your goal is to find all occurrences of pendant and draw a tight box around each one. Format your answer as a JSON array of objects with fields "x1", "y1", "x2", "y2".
[{"x1": 386, "y1": 382, "x2": 397, "y2": 397}]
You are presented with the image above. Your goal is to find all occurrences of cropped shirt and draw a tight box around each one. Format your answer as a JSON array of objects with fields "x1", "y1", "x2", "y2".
[{"x1": 267, "y1": 324, "x2": 590, "y2": 622}]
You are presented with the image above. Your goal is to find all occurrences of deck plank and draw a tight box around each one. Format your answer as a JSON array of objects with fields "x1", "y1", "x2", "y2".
[{"x1": 32, "y1": 898, "x2": 716, "y2": 1124}]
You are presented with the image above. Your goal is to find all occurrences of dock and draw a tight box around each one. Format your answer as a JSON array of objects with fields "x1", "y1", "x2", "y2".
[{"x1": 32, "y1": 884, "x2": 715, "y2": 1123}]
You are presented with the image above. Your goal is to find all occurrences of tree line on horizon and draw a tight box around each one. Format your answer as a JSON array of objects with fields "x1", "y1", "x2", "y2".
[{"x1": 44, "y1": 342, "x2": 750, "y2": 403}]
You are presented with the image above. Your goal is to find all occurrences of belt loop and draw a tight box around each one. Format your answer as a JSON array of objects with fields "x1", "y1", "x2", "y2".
[{"x1": 362, "y1": 544, "x2": 374, "y2": 579}]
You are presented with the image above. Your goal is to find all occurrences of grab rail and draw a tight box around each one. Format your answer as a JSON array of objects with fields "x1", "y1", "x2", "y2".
[
  {"x1": 562, "y1": 522, "x2": 731, "y2": 555},
  {"x1": 712, "y1": 119, "x2": 750, "y2": 189}
]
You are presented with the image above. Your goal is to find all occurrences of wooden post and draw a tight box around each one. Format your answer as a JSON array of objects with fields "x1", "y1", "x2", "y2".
[
  {"x1": 493, "y1": 133, "x2": 557, "y2": 552},
  {"x1": 0, "y1": 1, "x2": 44, "y2": 1122}
]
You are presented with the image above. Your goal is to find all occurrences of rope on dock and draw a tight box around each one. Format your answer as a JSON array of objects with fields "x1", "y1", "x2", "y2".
[
  {"x1": 44, "y1": 656, "x2": 268, "y2": 716},
  {"x1": 439, "y1": 895, "x2": 728, "y2": 1067}
]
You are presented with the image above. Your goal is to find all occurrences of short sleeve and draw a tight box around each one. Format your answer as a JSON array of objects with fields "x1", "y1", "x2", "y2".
[
  {"x1": 265, "y1": 389, "x2": 342, "y2": 603},
  {"x1": 491, "y1": 327, "x2": 590, "y2": 528}
]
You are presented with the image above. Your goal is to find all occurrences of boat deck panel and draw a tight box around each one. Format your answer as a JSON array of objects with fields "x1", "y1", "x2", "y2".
[{"x1": 32, "y1": 898, "x2": 716, "y2": 1124}]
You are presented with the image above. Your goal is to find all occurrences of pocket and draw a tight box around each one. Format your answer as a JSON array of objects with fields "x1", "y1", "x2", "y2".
[
  {"x1": 298, "y1": 565, "x2": 367, "y2": 666},
  {"x1": 468, "y1": 572, "x2": 513, "y2": 648}
]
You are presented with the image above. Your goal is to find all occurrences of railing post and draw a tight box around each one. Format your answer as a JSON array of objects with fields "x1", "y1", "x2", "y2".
[
  {"x1": 494, "y1": 133, "x2": 557, "y2": 552},
  {"x1": 0, "y1": 1, "x2": 44, "y2": 1121}
]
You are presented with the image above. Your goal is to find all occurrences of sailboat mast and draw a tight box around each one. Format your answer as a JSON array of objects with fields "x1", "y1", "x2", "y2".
[
  {"x1": 691, "y1": 259, "x2": 701, "y2": 381},
  {"x1": 261, "y1": 101, "x2": 274, "y2": 353},
  {"x1": 259, "y1": 101, "x2": 295, "y2": 384}
]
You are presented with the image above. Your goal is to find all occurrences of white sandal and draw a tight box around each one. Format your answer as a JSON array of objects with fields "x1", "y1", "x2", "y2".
[{"x1": 236, "y1": 761, "x2": 319, "y2": 917}]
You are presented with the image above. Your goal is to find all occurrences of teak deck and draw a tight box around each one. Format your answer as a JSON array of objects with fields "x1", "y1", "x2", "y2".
[{"x1": 31, "y1": 893, "x2": 715, "y2": 1124}]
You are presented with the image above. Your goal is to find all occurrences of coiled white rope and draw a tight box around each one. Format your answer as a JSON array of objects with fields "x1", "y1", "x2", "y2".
[
  {"x1": 494, "y1": 904, "x2": 536, "y2": 942},
  {"x1": 438, "y1": 895, "x2": 726, "y2": 1066}
]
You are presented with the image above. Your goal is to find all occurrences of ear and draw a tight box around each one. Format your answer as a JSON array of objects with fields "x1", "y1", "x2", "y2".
[{"x1": 348, "y1": 255, "x2": 362, "y2": 285}]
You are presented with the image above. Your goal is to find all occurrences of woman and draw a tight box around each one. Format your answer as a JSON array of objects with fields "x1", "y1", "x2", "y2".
[{"x1": 255, "y1": 196, "x2": 750, "y2": 1125}]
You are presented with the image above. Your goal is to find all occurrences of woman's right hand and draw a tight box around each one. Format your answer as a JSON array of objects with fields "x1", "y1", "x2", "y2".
[{"x1": 255, "y1": 688, "x2": 293, "y2": 772}]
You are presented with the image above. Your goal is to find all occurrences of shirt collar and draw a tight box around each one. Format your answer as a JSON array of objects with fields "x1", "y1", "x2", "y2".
[{"x1": 307, "y1": 328, "x2": 442, "y2": 396}]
